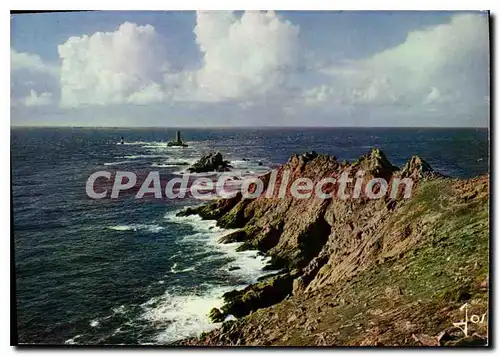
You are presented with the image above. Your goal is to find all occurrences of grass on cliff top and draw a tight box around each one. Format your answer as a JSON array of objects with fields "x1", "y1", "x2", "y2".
[
  {"x1": 399, "y1": 178, "x2": 454, "y2": 221},
  {"x1": 354, "y1": 178, "x2": 488, "y2": 297},
  {"x1": 339, "y1": 178, "x2": 490, "y2": 342}
]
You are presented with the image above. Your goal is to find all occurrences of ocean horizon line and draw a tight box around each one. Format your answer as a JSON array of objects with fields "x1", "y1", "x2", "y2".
[{"x1": 10, "y1": 125, "x2": 489, "y2": 130}]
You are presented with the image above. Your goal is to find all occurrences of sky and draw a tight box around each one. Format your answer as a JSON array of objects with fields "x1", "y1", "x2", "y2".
[{"x1": 10, "y1": 10, "x2": 490, "y2": 127}]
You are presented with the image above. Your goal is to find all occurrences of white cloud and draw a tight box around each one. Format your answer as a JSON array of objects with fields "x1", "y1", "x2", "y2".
[
  {"x1": 23, "y1": 89, "x2": 53, "y2": 107},
  {"x1": 54, "y1": 11, "x2": 302, "y2": 107},
  {"x1": 193, "y1": 10, "x2": 300, "y2": 101},
  {"x1": 10, "y1": 12, "x2": 489, "y2": 127},
  {"x1": 127, "y1": 82, "x2": 165, "y2": 105},
  {"x1": 58, "y1": 22, "x2": 170, "y2": 107},
  {"x1": 424, "y1": 87, "x2": 441, "y2": 104},
  {"x1": 11, "y1": 49, "x2": 58, "y2": 76},
  {"x1": 11, "y1": 49, "x2": 59, "y2": 107},
  {"x1": 302, "y1": 85, "x2": 333, "y2": 106},
  {"x1": 301, "y1": 14, "x2": 489, "y2": 114}
]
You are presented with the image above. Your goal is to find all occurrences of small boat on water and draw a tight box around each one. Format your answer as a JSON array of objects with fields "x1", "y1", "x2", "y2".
[{"x1": 167, "y1": 131, "x2": 188, "y2": 147}]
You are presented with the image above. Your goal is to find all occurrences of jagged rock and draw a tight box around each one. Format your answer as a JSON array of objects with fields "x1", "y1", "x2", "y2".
[
  {"x1": 176, "y1": 193, "x2": 242, "y2": 220},
  {"x1": 353, "y1": 148, "x2": 398, "y2": 179},
  {"x1": 217, "y1": 198, "x2": 251, "y2": 228},
  {"x1": 198, "y1": 148, "x2": 401, "y2": 276},
  {"x1": 262, "y1": 256, "x2": 289, "y2": 271},
  {"x1": 292, "y1": 277, "x2": 306, "y2": 295},
  {"x1": 188, "y1": 152, "x2": 232, "y2": 173},
  {"x1": 218, "y1": 230, "x2": 247, "y2": 244},
  {"x1": 220, "y1": 272, "x2": 298, "y2": 318},
  {"x1": 293, "y1": 254, "x2": 328, "y2": 295},
  {"x1": 235, "y1": 223, "x2": 283, "y2": 253},
  {"x1": 302, "y1": 151, "x2": 318, "y2": 161},
  {"x1": 209, "y1": 308, "x2": 225, "y2": 323},
  {"x1": 401, "y1": 155, "x2": 438, "y2": 180},
  {"x1": 176, "y1": 206, "x2": 200, "y2": 218}
]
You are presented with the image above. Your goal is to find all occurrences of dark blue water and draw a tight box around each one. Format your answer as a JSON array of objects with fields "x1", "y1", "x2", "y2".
[{"x1": 11, "y1": 127, "x2": 489, "y2": 345}]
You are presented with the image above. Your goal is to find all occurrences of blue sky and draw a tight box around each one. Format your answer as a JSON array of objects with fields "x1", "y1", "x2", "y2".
[{"x1": 10, "y1": 11, "x2": 489, "y2": 127}]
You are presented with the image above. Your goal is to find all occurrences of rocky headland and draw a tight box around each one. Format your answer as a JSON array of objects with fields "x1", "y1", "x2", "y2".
[{"x1": 176, "y1": 148, "x2": 489, "y2": 346}]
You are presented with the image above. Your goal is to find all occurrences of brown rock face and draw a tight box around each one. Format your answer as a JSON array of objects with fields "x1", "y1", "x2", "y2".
[
  {"x1": 174, "y1": 148, "x2": 489, "y2": 346},
  {"x1": 179, "y1": 148, "x2": 439, "y2": 285},
  {"x1": 400, "y1": 155, "x2": 441, "y2": 180},
  {"x1": 187, "y1": 149, "x2": 408, "y2": 272}
]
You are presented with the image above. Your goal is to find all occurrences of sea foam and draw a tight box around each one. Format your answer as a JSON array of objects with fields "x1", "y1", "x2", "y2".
[
  {"x1": 140, "y1": 286, "x2": 233, "y2": 344},
  {"x1": 136, "y1": 209, "x2": 272, "y2": 343},
  {"x1": 107, "y1": 224, "x2": 164, "y2": 233}
]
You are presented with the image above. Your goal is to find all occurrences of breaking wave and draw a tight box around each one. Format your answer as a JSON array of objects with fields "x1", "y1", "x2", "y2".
[{"x1": 107, "y1": 224, "x2": 164, "y2": 233}]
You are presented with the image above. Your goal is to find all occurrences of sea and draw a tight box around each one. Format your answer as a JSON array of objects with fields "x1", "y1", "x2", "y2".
[{"x1": 11, "y1": 127, "x2": 489, "y2": 345}]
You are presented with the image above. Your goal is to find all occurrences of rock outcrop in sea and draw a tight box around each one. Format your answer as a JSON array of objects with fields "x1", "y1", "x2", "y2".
[
  {"x1": 176, "y1": 148, "x2": 489, "y2": 347},
  {"x1": 188, "y1": 152, "x2": 232, "y2": 173}
]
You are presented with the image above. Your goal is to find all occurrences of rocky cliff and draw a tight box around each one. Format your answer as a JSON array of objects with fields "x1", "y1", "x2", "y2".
[{"x1": 176, "y1": 148, "x2": 489, "y2": 346}]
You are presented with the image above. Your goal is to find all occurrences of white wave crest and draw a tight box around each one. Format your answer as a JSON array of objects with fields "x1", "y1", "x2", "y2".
[
  {"x1": 107, "y1": 224, "x2": 164, "y2": 233},
  {"x1": 103, "y1": 160, "x2": 130, "y2": 166},
  {"x1": 124, "y1": 154, "x2": 164, "y2": 159},
  {"x1": 140, "y1": 286, "x2": 233, "y2": 344},
  {"x1": 164, "y1": 210, "x2": 271, "y2": 282}
]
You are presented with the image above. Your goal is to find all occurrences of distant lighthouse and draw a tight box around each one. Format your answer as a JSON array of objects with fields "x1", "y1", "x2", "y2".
[{"x1": 167, "y1": 130, "x2": 188, "y2": 147}]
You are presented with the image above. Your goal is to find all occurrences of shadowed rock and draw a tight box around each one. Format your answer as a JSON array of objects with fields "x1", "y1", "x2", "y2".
[
  {"x1": 188, "y1": 152, "x2": 232, "y2": 173},
  {"x1": 208, "y1": 308, "x2": 225, "y2": 323},
  {"x1": 401, "y1": 155, "x2": 441, "y2": 180},
  {"x1": 219, "y1": 271, "x2": 299, "y2": 318},
  {"x1": 352, "y1": 148, "x2": 399, "y2": 180}
]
